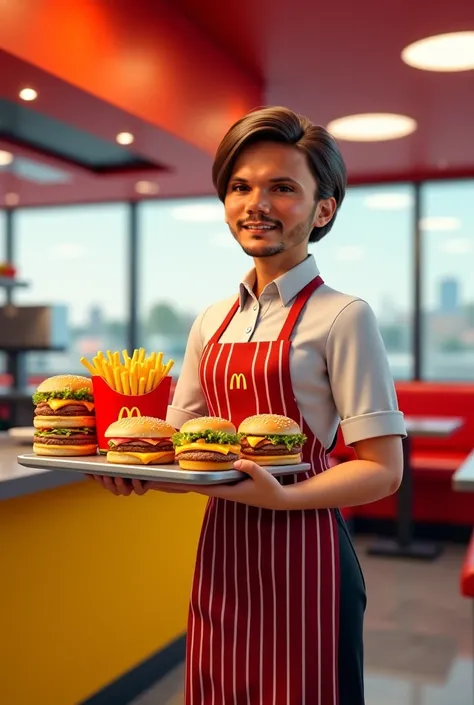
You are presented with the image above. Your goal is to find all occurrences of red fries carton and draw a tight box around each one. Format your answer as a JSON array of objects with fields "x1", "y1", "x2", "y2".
[{"x1": 92, "y1": 375, "x2": 172, "y2": 453}]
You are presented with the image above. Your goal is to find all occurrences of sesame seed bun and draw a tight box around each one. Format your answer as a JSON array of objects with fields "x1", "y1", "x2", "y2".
[
  {"x1": 35, "y1": 374, "x2": 93, "y2": 394},
  {"x1": 179, "y1": 416, "x2": 236, "y2": 435},
  {"x1": 34, "y1": 415, "x2": 96, "y2": 430},
  {"x1": 33, "y1": 443, "x2": 97, "y2": 457},
  {"x1": 238, "y1": 414, "x2": 301, "y2": 436},
  {"x1": 106, "y1": 450, "x2": 175, "y2": 465},
  {"x1": 105, "y1": 415, "x2": 176, "y2": 439}
]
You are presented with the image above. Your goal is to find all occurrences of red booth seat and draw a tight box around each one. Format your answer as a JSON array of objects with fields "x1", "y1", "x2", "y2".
[
  {"x1": 396, "y1": 382, "x2": 474, "y2": 474},
  {"x1": 329, "y1": 382, "x2": 474, "y2": 526},
  {"x1": 461, "y1": 530, "x2": 474, "y2": 598}
]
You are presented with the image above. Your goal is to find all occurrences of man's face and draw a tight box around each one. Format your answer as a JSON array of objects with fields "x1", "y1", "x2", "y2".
[{"x1": 224, "y1": 141, "x2": 324, "y2": 259}]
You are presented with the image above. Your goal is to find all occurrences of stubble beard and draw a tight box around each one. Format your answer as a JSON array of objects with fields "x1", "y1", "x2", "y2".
[{"x1": 229, "y1": 209, "x2": 316, "y2": 259}]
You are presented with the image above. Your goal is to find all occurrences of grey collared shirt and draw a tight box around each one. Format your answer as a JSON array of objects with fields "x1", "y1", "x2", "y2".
[{"x1": 167, "y1": 255, "x2": 406, "y2": 448}]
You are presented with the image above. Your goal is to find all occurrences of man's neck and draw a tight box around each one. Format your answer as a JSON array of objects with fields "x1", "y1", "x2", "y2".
[{"x1": 253, "y1": 251, "x2": 308, "y2": 298}]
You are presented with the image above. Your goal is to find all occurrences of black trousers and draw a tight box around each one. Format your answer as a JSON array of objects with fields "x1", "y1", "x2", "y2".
[{"x1": 336, "y1": 510, "x2": 367, "y2": 705}]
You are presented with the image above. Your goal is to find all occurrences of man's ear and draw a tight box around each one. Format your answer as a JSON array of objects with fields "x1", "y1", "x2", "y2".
[{"x1": 313, "y1": 197, "x2": 337, "y2": 228}]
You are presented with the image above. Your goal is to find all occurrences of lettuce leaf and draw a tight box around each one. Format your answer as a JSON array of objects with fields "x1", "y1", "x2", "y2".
[
  {"x1": 252, "y1": 433, "x2": 307, "y2": 450},
  {"x1": 172, "y1": 429, "x2": 241, "y2": 447},
  {"x1": 34, "y1": 427, "x2": 95, "y2": 436},
  {"x1": 32, "y1": 388, "x2": 93, "y2": 404}
]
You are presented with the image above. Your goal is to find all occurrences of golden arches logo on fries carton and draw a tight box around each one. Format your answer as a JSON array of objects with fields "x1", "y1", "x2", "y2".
[{"x1": 80, "y1": 349, "x2": 173, "y2": 453}]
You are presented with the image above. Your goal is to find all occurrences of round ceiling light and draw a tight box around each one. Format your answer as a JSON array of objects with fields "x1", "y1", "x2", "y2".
[
  {"x1": 402, "y1": 31, "x2": 474, "y2": 72},
  {"x1": 116, "y1": 132, "x2": 134, "y2": 145},
  {"x1": 19, "y1": 87, "x2": 38, "y2": 101},
  {"x1": 0, "y1": 150, "x2": 14, "y2": 166},
  {"x1": 327, "y1": 113, "x2": 417, "y2": 141},
  {"x1": 135, "y1": 181, "x2": 159, "y2": 195},
  {"x1": 5, "y1": 193, "x2": 20, "y2": 206}
]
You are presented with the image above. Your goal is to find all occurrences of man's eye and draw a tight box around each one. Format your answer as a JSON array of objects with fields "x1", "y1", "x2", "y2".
[{"x1": 275, "y1": 185, "x2": 294, "y2": 192}]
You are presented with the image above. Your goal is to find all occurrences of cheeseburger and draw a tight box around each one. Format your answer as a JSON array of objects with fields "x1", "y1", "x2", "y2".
[
  {"x1": 33, "y1": 374, "x2": 97, "y2": 456},
  {"x1": 238, "y1": 414, "x2": 307, "y2": 466},
  {"x1": 173, "y1": 416, "x2": 241, "y2": 471},
  {"x1": 106, "y1": 416, "x2": 175, "y2": 465}
]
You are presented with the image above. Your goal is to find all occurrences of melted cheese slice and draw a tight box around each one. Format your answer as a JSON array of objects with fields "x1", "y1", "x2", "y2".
[
  {"x1": 175, "y1": 443, "x2": 241, "y2": 456},
  {"x1": 120, "y1": 451, "x2": 173, "y2": 464},
  {"x1": 47, "y1": 399, "x2": 95, "y2": 412},
  {"x1": 245, "y1": 436, "x2": 267, "y2": 448}
]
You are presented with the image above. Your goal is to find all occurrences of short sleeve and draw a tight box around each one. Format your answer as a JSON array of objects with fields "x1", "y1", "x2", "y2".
[
  {"x1": 166, "y1": 309, "x2": 209, "y2": 430},
  {"x1": 326, "y1": 299, "x2": 406, "y2": 445}
]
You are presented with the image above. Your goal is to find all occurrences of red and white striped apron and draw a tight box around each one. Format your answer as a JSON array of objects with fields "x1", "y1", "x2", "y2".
[{"x1": 185, "y1": 275, "x2": 340, "y2": 705}]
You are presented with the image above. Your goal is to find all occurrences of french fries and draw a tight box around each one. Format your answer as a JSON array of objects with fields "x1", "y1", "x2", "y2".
[{"x1": 80, "y1": 348, "x2": 174, "y2": 394}]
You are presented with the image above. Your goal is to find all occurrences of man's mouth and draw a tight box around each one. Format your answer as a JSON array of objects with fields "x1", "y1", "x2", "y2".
[{"x1": 242, "y1": 222, "x2": 278, "y2": 231}]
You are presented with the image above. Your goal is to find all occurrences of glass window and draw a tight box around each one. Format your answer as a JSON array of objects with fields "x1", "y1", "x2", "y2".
[
  {"x1": 13, "y1": 204, "x2": 129, "y2": 382},
  {"x1": 0, "y1": 210, "x2": 6, "y2": 377},
  {"x1": 314, "y1": 184, "x2": 415, "y2": 379},
  {"x1": 139, "y1": 188, "x2": 414, "y2": 380},
  {"x1": 421, "y1": 180, "x2": 474, "y2": 381},
  {"x1": 139, "y1": 197, "x2": 250, "y2": 375},
  {"x1": 0, "y1": 209, "x2": 5, "y2": 258}
]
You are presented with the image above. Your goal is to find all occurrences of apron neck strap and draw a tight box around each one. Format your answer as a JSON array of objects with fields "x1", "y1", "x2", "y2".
[
  {"x1": 207, "y1": 275, "x2": 324, "y2": 345},
  {"x1": 277, "y1": 275, "x2": 324, "y2": 341},
  {"x1": 208, "y1": 297, "x2": 240, "y2": 345}
]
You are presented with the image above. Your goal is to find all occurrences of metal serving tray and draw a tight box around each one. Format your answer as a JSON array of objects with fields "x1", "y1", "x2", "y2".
[{"x1": 17, "y1": 453, "x2": 311, "y2": 485}]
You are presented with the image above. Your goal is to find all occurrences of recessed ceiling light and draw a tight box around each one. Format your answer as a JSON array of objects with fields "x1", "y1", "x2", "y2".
[
  {"x1": 0, "y1": 150, "x2": 14, "y2": 166},
  {"x1": 19, "y1": 87, "x2": 38, "y2": 101},
  {"x1": 327, "y1": 113, "x2": 417, "y2": 141},
  {"x1": 171, "y1": 203, "x2": 224, "y2": 222},
  {"x1": 402, "y1": 31, "x2": 474, "y2": 72},
  {"x1": 419, "y1": 216, "x2": 461, "y2": 231},
  {"x1": 5, "y1": 193, "x2": 19, "y2": 206},
  {"x1": 364, "y1": 192, "x2": 413, "y2": 210},
  {"x1": 135, "y1": 180, "x2": 159, "y2": 195},
  {"x1": 116, "y1": 132, "x2": 134, "y2": 145}
]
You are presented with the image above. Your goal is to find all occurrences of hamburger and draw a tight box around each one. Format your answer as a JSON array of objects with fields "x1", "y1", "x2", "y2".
[
  {"x1": 238, "y1": 414, "x2": 307, "y2": 466},
  {"x1": 106, "y1": 416, "x2": 176, "y2": 465},
  {"x1": 33, "y1": 374, "x2": 97, "y2": 456},
  {"x1": 172, "y1": 416, "x2": 241, "y2": 471}
]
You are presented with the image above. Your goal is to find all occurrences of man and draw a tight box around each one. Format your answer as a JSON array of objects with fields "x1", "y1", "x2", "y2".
[{"x1": 95, "y1": 106, "x2": 405, "y2": 704}]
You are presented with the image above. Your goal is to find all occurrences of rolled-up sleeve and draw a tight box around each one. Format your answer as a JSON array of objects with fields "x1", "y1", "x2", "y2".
[
  {"x1": 166, "y1": 309, "x2": 209, "y2": 430},
  {"x1": 326, "y1": 299, "x2": 406, "y2": 446}
]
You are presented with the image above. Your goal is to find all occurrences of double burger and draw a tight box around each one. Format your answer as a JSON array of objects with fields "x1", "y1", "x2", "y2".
[
  {"x1": 238, "y1": 414, "x2": 307, "y2": 465},
  {"x1": 173, "y1": 416, "x2": 241, "y2": 471},
  {"x1": 105, "y1": 416, "x2": 176, "y2": 465},
  {"x1": 33, "y1": 374, "x2": 97, "y2": 456}
]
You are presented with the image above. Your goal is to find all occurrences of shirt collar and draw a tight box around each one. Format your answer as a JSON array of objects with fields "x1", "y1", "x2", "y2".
[{"x1": 238, "y1": 254, "x2": 320, "y2": 309}]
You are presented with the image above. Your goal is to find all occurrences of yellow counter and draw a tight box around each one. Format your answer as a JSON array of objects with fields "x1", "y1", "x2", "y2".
[{"x1": 0, "y1": 477, "x2": 206, "y2": 705}]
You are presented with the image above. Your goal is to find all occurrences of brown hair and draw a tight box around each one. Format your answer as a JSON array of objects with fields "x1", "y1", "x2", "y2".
[{"x1": 212, "y1": 106, "x2": 347, "y2": 242}]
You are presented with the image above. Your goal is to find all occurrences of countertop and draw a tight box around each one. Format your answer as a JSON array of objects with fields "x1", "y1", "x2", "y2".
[{"x1": 0, "y1": 433, "x2": 84, "y2": 500}]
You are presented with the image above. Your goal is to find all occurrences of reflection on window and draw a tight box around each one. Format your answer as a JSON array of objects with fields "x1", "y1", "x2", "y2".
[
  {"x1": 421, "y1": 180, "x2": 474, "y2": 381},
  {"x1": 13, "y1": 204, "x2": 128, "y2": 382},
  {"x1": 314, "y1": 184, "x2": 414, "y2": 380},
  {"x1": 138, "y1": 197, "x2": 250, "y2": 375}
]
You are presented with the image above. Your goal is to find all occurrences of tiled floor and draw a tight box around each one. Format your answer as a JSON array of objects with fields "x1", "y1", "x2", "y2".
[{"x1": 132, "y1": 537, "x2": 473, "y2": 705}]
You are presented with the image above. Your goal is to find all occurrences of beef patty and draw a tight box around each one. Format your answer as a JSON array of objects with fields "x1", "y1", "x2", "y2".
[
  {"x1": 34, "y1": 435, "x2": 97, "y2": 446},
  {"x1": 241, "y1": 441, "x2": 302, "y2": 456},
  {"x1": 177, "y1": 451, "x2": 239, "y2": 463},
  {"x1": 112, "y1": 442, "x2": 174, "y2": 453},
  {"x1": 35, "y1": 402, "x2": 95, "y2": 417}
]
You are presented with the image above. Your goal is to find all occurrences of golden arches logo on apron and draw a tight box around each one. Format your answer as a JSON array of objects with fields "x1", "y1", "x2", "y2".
[
  {"x1": 229, "y1": 372, "x2": 247, "y2": 391},
  {"x1": 118, "y1": 406, "x2": 141, "y2": 420}
]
